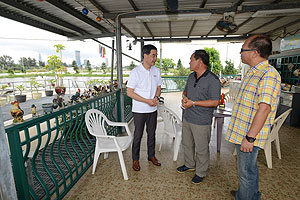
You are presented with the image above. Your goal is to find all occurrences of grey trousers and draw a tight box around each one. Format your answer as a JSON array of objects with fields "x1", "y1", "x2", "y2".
[
  {"x1": 132, "y1": 111, "x2": 157, "y2": 160},
  {"x1": 182, "y1": 119, "x2": 211, "y2": 177}
]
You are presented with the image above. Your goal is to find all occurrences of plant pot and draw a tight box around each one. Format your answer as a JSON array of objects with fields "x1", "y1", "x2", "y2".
[
  {"x1": 32, "y1": 93, "x2": 42, "y2": 100},
  {"x1": 42, "y1": 103, "x2": 54, "y2": 114},
  {"x1": 0, "y1": 97, "x2": 6, "y2": 107},
  {"x1": 55, "y1": 86, "x2": 66, "y2": 95},
  {"x1": 15, "y1": 95, "x2": 27, "y2": 103},
  {"x1": 45, "y1": 90, "x2": 53, "y2": 96}
]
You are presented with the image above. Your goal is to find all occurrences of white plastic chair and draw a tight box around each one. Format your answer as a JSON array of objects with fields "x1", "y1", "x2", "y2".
[
  {"x1": 85, "y1": 109, "x2": 132, "y2": 180},
  {"x1": 233, "y1": 108, "x2": 292, "y2": 169},
  {"x1": 264, "y1": 108, "x2": 292, "y2": 169},
  {"x1": 158, "y1": 105, "x2": 182, "y2": 161}
]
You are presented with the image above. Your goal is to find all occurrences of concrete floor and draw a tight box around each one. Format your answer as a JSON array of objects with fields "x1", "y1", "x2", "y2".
[{"x1": 64, "y1": 92, "x2": 300, "y2": 200}]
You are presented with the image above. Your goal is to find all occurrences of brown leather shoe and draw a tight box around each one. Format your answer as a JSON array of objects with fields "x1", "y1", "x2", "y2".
[
  {"x1": 230, "y1": 190, "x2": 237, "y2": 197},
  {"x1": 148, "y1": 157, "x2": 161, "y2": 166},
  {"x1": 132, "y1": 160, "x2": 140, "y2": 171}
]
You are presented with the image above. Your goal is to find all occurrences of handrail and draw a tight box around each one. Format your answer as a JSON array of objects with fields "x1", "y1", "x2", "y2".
[{"x1": 5, "y1": 90, "x2": 132, "y2": 199}]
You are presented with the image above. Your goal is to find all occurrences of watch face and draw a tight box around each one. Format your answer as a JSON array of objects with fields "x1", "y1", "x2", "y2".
[{"x1": 246, "y1": 135, "x2": 256, "y2": 143}]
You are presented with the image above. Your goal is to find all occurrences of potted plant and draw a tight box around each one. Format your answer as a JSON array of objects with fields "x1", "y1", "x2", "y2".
[
  {"x1": 45, "y1": 79, "x2": 55, "y2": 96},
  {"x1": 15, "y1": 84, "x2": 27, "y2": 103},
  {"x1": 28, "y1": 78, "x2": 43, "y2": 99},
  {"x1": 0, "y1": 84, "x2": 8, "y2": 106},
  {"x1": 46, "y1": 44, "x2": 66, "y2": 95}
]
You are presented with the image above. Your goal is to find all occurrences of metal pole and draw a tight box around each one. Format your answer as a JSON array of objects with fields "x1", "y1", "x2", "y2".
[
  {"x1": 111, "y1": 39, "x2": 115, "y2": 86},
  {"x1": 159, "y1": 42, "x2": 162, "y2": 70},
  {"x1": 0, "y1": 107, "x2": 18, "y2": 200},
  {"x1": 116, "y1": 15, "x2": 124, "y2": 122},
  {"x1": 140, "y1": 38, "x2": 144, "y2": 61}
]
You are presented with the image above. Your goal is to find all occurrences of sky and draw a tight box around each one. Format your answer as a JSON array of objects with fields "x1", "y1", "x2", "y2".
[{"x1": 0, "y1": 16, "x2": 243, "y2": 68}]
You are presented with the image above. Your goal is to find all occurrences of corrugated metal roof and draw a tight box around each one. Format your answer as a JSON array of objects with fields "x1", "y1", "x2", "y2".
[{"x1": 0, "y1": 0, "x2": 300, "y2": 42}]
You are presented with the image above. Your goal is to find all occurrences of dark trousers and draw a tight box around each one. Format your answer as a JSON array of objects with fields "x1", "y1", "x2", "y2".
[{"x1": 132, "y1": 111, "x2": 157, "y2": 160}]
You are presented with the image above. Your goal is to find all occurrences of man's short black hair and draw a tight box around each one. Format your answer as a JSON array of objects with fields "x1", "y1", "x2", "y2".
[
  {"x1": 193, "y1": 49, "x2": 209, "y2": 66},
  {"x1": 142, "y1": 44, "x2": 157, "y2": 59},
  {"x1": 248, "y1": 35, "x2": 272, "y2": 59}
]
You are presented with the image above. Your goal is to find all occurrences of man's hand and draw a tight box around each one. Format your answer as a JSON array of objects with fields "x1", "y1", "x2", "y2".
[
  {"x1": 147, "y1": 98, "x2": 158, "y2": 107},
  {"x1": 240, "y1": 138, "x2": 254, "y2": 152},
  {"x1": 182, "y1": 97, "x2": 193, "y2": 109}
]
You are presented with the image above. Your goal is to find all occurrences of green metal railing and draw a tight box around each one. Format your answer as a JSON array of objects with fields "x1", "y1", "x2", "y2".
[
  {"x1": 161, "y1": 76, "x2": 188, "y2": 93},
  {"x1": 5, "y1": 90, "x2": 132, "y2": 200}
]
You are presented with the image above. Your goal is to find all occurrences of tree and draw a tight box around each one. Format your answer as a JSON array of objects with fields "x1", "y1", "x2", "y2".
[
  {"x1": 222, "y1": 60, "x2": 238, "y2": 75},
  {"x1": 203, "y1": 47, "x2": 222, "y2": 74},
  {"x1": 174, "y1": 59, "x2": 190, "y2": 76},
  {"x1": 72, "y1": 60, "x2": 79, "y2": 73},
  {"x1": 100, "y1": 62, "x2": 107, "y2": 74},
  {"x1": 155, "y1": 58, "x2": 176, "y2": 75},
  {"x1": 86, "y1": 60, "x2": 92, "y2": 73},
  {"x1": 0, "y1": 55, "x2": 14, "y2": 71},
  {"x1": 39, "y1": 61, "x2": 45, "y2": 68},
  {"x1": 176, "y1": 59, "x2": 183, "y2": 69},
  {"x1": 127, "y1": 61, "x2": 136, "y2": 70}
]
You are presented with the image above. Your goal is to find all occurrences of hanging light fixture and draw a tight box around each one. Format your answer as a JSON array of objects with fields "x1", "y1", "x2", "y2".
[
  {"x1": 82, "y1": 7, "x2": 88, "y2": 15},
  {"x1": 96, "y1": 16, "x2": 101, "y2": 22},
  {"x1": 82, "y1": 0, "x2": 88, "y2": 15}
]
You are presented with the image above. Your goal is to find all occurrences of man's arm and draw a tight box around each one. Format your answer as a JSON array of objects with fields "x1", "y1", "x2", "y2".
[
  {"x1": 127, "y1": 88, "x2": 157, "y2": 107},
  {"x1": 155, "y1": 86, "x2": 161, "y2": 97},
  {"x1": 240, "y1": 102, "x2": 271, "y2": 152},
  {"x1": 182, "y1": 99, "x2": 219, "y2": 108}
]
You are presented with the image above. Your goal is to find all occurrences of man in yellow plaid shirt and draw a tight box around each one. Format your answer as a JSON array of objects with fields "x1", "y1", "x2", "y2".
[{"x1": 226, "y1": 35, "x2": 281, "y2": 200}]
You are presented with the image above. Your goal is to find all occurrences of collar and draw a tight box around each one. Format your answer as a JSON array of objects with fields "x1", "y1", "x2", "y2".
[
  {"x1": 250, "y1": 60, "x2": 269, "y2": 73},
  {"x1": 139, "y1": 63, "x2": 152, "y2": 71},
  {"x1": 193, "y1": 69, "x2": 209, "y2": 86},
  {"x1": 193, "y1": 69, "x2": 209, "y2": 80}
]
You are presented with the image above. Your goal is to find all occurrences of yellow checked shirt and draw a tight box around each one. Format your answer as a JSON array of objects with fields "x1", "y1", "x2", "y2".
[{"x1": 226, "y1": 61, "x2": 281, "y2": 148}]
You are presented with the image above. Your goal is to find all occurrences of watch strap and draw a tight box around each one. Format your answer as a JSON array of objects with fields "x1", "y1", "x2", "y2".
[{"x1": 245, "y1": 135, "x2": 256, "y2": 143}]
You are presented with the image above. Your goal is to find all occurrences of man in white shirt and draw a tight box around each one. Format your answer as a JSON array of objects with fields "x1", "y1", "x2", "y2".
[{"x1": 127, "y1": 44, "x2": 162, "y2": 171}]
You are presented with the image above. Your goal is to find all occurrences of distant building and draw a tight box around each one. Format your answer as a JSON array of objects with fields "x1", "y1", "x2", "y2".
[
  {"x1": 75, "y1": 50, "x2": 81, "y2": 66},
  {"x1": 39, "y1": 53, "x2": 42, "y2": 62},
  {"x1": 83, "y1": 59, "x2": 88, "y2": 66}
]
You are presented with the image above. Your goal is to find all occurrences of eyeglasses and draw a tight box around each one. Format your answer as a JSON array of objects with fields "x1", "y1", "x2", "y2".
[{"x1": 240, "y1": 48, "x2": 256, "y2": 53}]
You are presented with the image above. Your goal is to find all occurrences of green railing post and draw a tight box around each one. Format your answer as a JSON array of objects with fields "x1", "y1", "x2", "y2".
[
  {"x1": 6, "y1": 128, "x2": 30, "y2": 200},
  {"x1": 116, "y1": 90, "x2": 122, "y2": 134}
]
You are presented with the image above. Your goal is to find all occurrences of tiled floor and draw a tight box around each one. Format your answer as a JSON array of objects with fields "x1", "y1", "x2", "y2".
[{"x1": 65, "y1": 92, "x2": 300, "y2": 200}]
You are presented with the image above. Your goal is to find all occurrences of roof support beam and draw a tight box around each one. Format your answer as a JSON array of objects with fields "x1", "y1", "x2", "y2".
[
  {"x1": 1, "y1": 0, "x2": 87, "y2": 35},
  {"x1": 121, "y1": 24, "x2": 137, "y2": 39},
  {"x1": 87, "y1": 0, "x2": 108, "y2": 13},
  {"x1": 234, "y1": 0, "x2": 244, "y2": 7},
  {"x1": 105, "y1": 2, "x2": 300, "y2": 19},
  {"x1": 188, "y1": 20, "x2": 197, "y2": 38},
  {"x1": 126, "y1": 0, "x2": 152, "y2": 39},
  {"x1": 143, "y1": 22, "x2": 154, "y2": 38},
  {"x1": 242, "y1": 2, "x2": 300, "y2": 12},
  {"x1": 200, "y1": 0, "x2": 207, "y2": 8},
  {"x1": 264, "y1": 17, "x2": 300, "y2": 36},
  {"x1": 246, "y1": 16, "x2": 283, "y2": 35},
  {"x1": 140, "y1": 36, "x2": 247, "y2": 42},
  {"x1": 46, "y1": 0, "x2": 110, "y2": 33},
  {"x1": 168, "y1": 21, "x2": 172, "y2": 39},
  {"x1": 128, "y1": 0, "x2": 139, "y2": 11},
  {"x1": 206, "y1": 25, "x2": 217, "y2": 37},
  {"x1": 69, "y1": 33, "x2": 116, "y2": 40},
  {"x1": 0, "y1": 7, "x2": 76, "y2": 37},
  {"x1": 271, "y1": 0, "x2": 282, "y2": 4}
]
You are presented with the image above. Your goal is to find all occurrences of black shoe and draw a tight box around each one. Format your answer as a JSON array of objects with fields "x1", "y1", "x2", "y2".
[
  {"x1": 191, "y1": 174, "x2": 204, "y2": 184},
  {"x1": 176, "y1": 165, "x2": 195, "y2": 173},
  {"x1": 230, "y1": 190, "x2": 237, "y2": 197}
]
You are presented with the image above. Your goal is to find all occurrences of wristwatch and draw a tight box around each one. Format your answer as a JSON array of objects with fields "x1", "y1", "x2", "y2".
[
  {"x1": 245, "y1": 135, "x2": 256, "y2": 143},
  {"x1": 192, "y1": 101, "x2": 195, "y2": 107}
]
